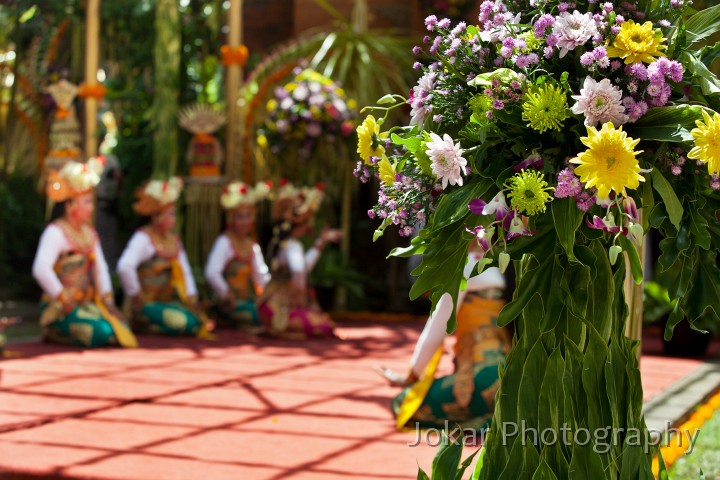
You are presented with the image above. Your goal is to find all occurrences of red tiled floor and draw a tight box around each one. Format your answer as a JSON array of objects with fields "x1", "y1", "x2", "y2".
[
  {"x1": 86, "y1": 403, "x2": 258, "y2": 429},
  {"x1": 0, "y1": 323, "x2": 713, "y2": 480},
  {"x1": 63, "y1": 453, "x2": 284, "y2": 480},
  {"x1": 13, "y1": 376, "x2": 188, "y2": 400},
  {"x1": 0, "y1": 418, "x2": 195, "y2": 451},
  {"x1": 0, "y1": 439, "x2": 107, "y2": 475},
  {"x1": 0, "y1": 391, "x2": 116, "y2": 417}
]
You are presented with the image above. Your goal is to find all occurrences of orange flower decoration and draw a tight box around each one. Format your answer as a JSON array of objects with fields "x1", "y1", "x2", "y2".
[
  {"x1": 77, "y1": 82, "x2": 107, "y2": 99},
  {"x1": 221, "y1": 44, "x2": 249, "y2": 66}
]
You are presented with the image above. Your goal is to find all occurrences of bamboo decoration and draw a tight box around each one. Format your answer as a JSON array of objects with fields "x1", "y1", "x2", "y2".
[
  {"x1": 83, "y1": 0, "x2": 100, "y2": 158},
  {"x1": 152, "y1": 0, "x2": 181, "y2": 178},
  {"x1": 224, "y1": 0, "x2": 244, "y2": 180}
]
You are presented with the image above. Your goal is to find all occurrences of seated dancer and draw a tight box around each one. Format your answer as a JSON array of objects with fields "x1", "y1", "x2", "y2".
[
  {"x1": 258, "y1": 182, "x2": 342, "y2": 339},
  {"x1": 376, "y1": 246, "x2": 509, "y2": 431},
  {"x1": 1, "y1": 316, "x2": 21, "y2": 358},
  {"x1": 204, "y1": 181, "x2": 271, "y2": 328},
  {"x1": 117, "y1": 177, "x2": 211, "y2": 337},
  {"x1": 32, "y1": 159, "x2": 138, "y2": 348}
]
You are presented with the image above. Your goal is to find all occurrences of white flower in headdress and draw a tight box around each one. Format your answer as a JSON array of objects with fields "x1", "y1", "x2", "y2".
[
  {"x1": 144, "y1": 177, "x2": 183, "y2": 205},
  {"x1": 220, "y1": 181, "x2": 272, "y2": 209}
]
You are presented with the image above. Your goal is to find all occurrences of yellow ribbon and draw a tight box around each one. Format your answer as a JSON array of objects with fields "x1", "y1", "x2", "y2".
[
  {"x1": 395, "y1": 347, "x2": 443, "y2": 430},
  {"x1": 170, "y1": 258, "x2": 216, "y2": 340},
  {"x1": 90, "y1": 252, "x2": 139, "y2": 348}
]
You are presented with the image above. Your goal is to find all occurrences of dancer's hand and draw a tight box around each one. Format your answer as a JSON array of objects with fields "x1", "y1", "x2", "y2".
[{"x1": 373, "y1": 365, "x2": 416, "y2": 387}]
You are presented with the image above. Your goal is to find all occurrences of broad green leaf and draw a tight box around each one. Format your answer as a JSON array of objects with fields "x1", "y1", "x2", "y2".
[
  {"x1": 417, "y1": 468, "x2": 431, "y2": 480},
  {"x1": 497, "y1": 255, "x2": 554, "y2": 326},
  {"x1": 468, "y1": 68, "x2": 522, "y2": 87},
  {"x1": 518, "y1": 338, "x2": 549, "y2": 432},
  {"x1": 685, "y1": 3, "x2": 720, "y2": 47},
  {"x1": 432, "y1": 179, "x2": 494, "y2": 231},
  {"x1": 680, "y1": 51, "x2": 720, "y2": 96},
  {"x1": 538, "y1": 348, "x2": 564, "y2": 433},
  {"x1": 689, "y1": 208, "x2": 711, "y2": 250},
  {"x1": 619, "y1": 442, "x2": 645, "y2": 480},
  {"x1": 567, "y1": 443, "x2": 606, "y2": 479},
  {"x1": 552, "y1": 197, "x2": 583, "y2": 262},
  {"x1": 471, "y1": 446, "x2": 485, "y2": 480},
  {"x1": 625, "y1": 105, "x2": 711, "y2": 142},
  {"x1": 664, "y1": 294, "x2": 686, "y2": 340},
  {"x1": 431, "y1": 431, "x2": 464, "y2": 480},
  {"x1": 582, "y1": 328, "x2": 611, "y2": 433},
  {"x1": 618, "y1": 236, "x2": 643, "y2": 284},
  {"x1": 650, "y1": 169, "x2": 683, "y2": 230},
  {"x1": 531, "y1": 460, "x2": 559, "y2": 480},
  {"x1": 455, "y1": 448, "x2": 482, "y2": 480}
]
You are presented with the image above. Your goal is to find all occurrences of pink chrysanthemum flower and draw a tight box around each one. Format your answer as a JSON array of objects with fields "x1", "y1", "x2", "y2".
[
  {"x1": 425, "y1": 133, "x2": 468, "y2": 189},
  {"x1": 571, "y1": 77, "x2": 629, "y2": 126},
  {"x1": 552, "y1": 11, "x2": 599, "y2": 58}
]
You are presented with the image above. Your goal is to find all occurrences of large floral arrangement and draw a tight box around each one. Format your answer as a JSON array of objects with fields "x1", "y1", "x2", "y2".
[
  {"x1": 259, "y1": 68, "x2": 357, "y2": 161},
  {"x1": 357, "y1": 0, "x2": 720, "y2": 476}
]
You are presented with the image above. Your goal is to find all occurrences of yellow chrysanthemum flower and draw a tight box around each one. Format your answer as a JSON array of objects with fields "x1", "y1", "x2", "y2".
[
  {"x1": 505, "y1": 170, "x2": 553, "y2": 216},
  {"x1": 378, "y1": 156, "x2": 396, "y2": 186},
  {"x1": 356, "y1": 115, "x2": 388, "y2": 164},
  {"x1": 606, "y1": 20, "x2": 666, "y2": 64},
  {"x1": 688, "y1": 109, "x2": 720, "y2": 175},
  {"x1": 570, "y1": 122, "x2": 645, "y2": 199},
  {"x1": 266, "y1": 99, "x2": 278, "y2": 112},
  {"x1": 521, "y1": 84, "x2": 570, "y2": 133}
]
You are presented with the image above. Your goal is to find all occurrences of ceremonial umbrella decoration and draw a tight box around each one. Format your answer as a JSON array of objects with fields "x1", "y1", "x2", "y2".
[{"x1": 356, "y1": 0, "x2": 720, "y2": 476}]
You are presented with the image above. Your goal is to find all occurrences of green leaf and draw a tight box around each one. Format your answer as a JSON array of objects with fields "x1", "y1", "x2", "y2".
[
  {"x1": 618, "y1": 236, "x2": 643, "y2": 284},
  {"x1": 467, "y1": 68, "x2": 522, "y2": 87},
  {"x1": 582, "y1": 328, "x2": 611, "y2": 433},
  {"x1": 497, "y1": 255, "x2": 554, "y2": 327},
  {"x1": 650, "y1": 169, "x2": 684, "y2": 230},
  {"x1": 376, "y1": 94, "x2": 398, "y2": 105},
  {"x1": 685, "y1": 3, "x2": 720, "y2": 47},
  {"x1": 417, "y1": 468, "x2": 431, "y2": 480},
  {"x1": 680, "y1": 51, "x2": 720, "y2": 96},
  {"x1": 552, "y1": 198, "x2": 583, "y2": 262},
  {"x1": 518, "y1": 338, "x2": 549, "y2": 432},
  {"x1": 689, "y1": 208, "x2": 711, "y2": 250},
  {"x1": 373, "y1": 217, "x2": 391, "y2": 242},
  {"x1": 538, "y1": 348, "x2": 564, "y2": 433},
  {"x1": 455, "y1": 448, "x2": 482, "y2": 480},
  {"x1": 656, "y1": 448, "x2": 670, "y2": 480},
  {"x1": 625, "y1": 105, "x2": 711, "y2": 142},
  {"x1": 431, "y1": 431, "x2": 464, "y2": 480},
  {"x1": 472, "y1": 447, "x2": 485, "y2": 480},
  {"x1": 664, "y1": 293, "x2": 686, "y2": 340},
  {"x1": 531, "y1": 460, "x2": 559, "y2": 480},
  {"x1": 432, "y1": 179, "x2": 494, "y2": 231}
]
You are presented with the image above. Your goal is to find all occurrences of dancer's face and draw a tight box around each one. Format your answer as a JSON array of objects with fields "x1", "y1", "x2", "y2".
[
  {"x1": 67, "y1": 192, "x2": 95, "y2": 225},
  {"x1": 229, "y1": 206, "x2": 255, "y2": 236},
  {"x1": 153, "y1": 205, "x2": 176, "y2": 233}
]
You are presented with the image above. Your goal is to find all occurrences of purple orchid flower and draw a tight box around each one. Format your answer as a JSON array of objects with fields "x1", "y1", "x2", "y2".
[
  {"x1": 465, "y1": 224, "x2": 495, "y2": 253},
  {"x1": 468, "y1": 192, "x2": 510, "y2": 222},
  {"x1": 506, "y1": 214, "x2": 535, "y2": 240},
  {"x1": 586, "y1": 212, "x2": 623, "y2": 234},
  {"x1": 512, "y1": 151, "x2": 544, "y2": 172}
]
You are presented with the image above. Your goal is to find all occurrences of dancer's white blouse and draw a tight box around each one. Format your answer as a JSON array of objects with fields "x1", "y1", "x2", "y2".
[
  {"x1": 32, "y1": 223, "x2": 113, "y2": 299},
  {"x1": 116, "y1": 230, "x2": 197, "y2": 298},
  {"x1": 273, "y1": 238, "x2": 321, "y2": 292},
  {"x1": 204, "y1": 234, "x2": 271, "y2": 299},
  {"x1": 409, "y1": 252, "x2": 506, "y2": 377}
]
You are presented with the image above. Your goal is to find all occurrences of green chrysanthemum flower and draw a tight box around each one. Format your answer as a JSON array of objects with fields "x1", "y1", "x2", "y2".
[
  {"x1": 521, "y1": 84, "x2": 570, "y2": 133},
  {"x1": 505, "y1": 170, "x2": 554, "y2": 216}
]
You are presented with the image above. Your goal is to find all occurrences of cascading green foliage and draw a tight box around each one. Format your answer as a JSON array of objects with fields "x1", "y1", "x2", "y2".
[
  {"x1": 357, "y1": 0, "x2": 720, "y2": 477},
  {"x1": 151, "y1": 0, "x2": 180, "y2": 179}
]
